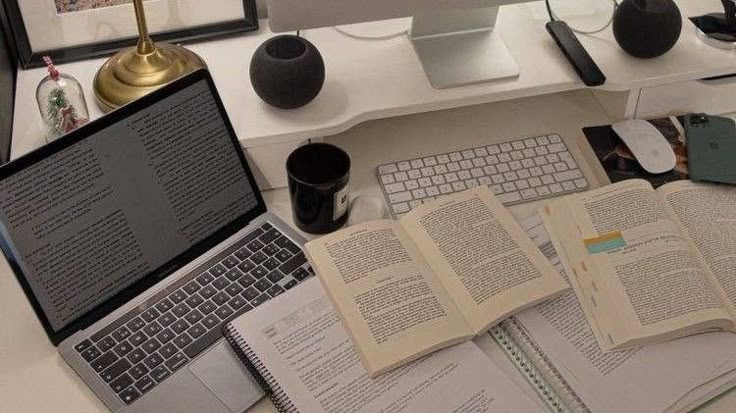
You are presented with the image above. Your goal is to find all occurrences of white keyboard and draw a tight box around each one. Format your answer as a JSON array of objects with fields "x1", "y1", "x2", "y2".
[{"x1": 376, "y1": 133, "x2": 589, "y2": 217}]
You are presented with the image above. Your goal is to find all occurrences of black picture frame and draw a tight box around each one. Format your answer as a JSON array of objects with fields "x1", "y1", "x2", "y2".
[
  {"x1": 0, "y1": 1, "x2": 16, "y2": 164},
  {"x1": 1, "y1": 0, "x2": 258, "y2": 69}
]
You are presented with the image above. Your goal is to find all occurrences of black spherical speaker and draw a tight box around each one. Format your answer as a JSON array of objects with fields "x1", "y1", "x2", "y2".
[
  {"x1": 250, "y1": 35, "x2": 325, "y2": 109},
  {"x1": 613, "y1": 0, "x2": 682, "y2": 58}
]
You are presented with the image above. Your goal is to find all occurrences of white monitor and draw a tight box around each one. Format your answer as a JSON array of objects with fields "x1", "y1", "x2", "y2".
[{"x1": 266, "y1": 0, "x2": 531, "y2": 89}]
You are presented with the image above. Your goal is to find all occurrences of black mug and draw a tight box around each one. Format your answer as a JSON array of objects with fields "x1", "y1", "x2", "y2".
[{"x1": 286, "y1": 143, "x2": 350, "y2": 234}]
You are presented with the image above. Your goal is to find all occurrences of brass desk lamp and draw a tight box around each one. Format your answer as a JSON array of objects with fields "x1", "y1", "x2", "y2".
[{"x1": 93, "y1": 0, "x2": 206, "y2": 112}]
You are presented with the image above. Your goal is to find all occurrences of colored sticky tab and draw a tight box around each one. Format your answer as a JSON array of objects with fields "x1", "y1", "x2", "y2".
[{"x1": 584, "y1": 231, "x2": 625, "y2": 254}]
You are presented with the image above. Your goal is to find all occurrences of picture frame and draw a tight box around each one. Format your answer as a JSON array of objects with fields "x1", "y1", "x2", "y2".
[{"x1": 1, "y1": 0, "x2": 258, "y2": 69}]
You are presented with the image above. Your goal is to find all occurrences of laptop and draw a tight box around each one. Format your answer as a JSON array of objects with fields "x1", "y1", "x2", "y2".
[{"x1": 0, "y1": 69, "x2": 313, "y2": 412}]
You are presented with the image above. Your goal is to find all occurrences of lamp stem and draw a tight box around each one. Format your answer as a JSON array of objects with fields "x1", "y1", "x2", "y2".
[{"x1": 133, "y1": 0, "x2": 155, "y2": 54}]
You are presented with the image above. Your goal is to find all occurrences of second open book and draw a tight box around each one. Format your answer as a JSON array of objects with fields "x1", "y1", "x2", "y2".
[
  {"x1": 542, "y1": 179, "x2": 736, "y2": 352},
  {"x1": 304, "y1": 186, "x2": 568, "y2": 377}
]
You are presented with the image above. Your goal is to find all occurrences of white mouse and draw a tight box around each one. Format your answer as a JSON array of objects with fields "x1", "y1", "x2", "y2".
[{"x1": 611, "y1": 119, "x2": 677, "y2": 174}]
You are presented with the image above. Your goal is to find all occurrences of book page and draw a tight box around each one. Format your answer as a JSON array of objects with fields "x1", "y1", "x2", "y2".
[
  {"x1": 542, "y1": 179, "x2": 731, "y2": 351},
  {"x1": 658, "y1": 181, "x2": 736, "y2": 312},
  {"x1": 230, "y1": 277, "x2": 545, "y2": 413},
  {"x1": 514, "y1": 216, "x2": 736, "y2": 413},
  {"x1": 399, "y1": 186, "x2": 568, "y2": 334},
  {"x1": 304, "y1": 220, "x2": 472, "y2": 376}
]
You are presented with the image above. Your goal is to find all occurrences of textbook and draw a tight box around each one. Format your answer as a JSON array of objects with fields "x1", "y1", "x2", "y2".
[
  {"x1": 541, "y1": 179, "x2": 736, "y2": 351},
  {"x1": 223, "y1": 277, "x2": 545, "y2": 413},
  {"x1": 303, "y1": 185, "x2": 568, "y2": 376}
]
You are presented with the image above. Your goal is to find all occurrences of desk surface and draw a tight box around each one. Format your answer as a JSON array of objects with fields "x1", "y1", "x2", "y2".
[
  {"x1": 2, "y1": 90, "x2": 735, "y2": 413},
  {"x1": 10, "y1": 0, "x2": 736, "y2": 161}
]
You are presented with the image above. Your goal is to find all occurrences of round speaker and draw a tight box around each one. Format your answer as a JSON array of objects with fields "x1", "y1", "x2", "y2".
[
  {"x1": 613, "y1": 0, "x2": 682, "y2": 58},
  {"x1": 250, "y1": 35, "x2": 325, "y2": 109}
]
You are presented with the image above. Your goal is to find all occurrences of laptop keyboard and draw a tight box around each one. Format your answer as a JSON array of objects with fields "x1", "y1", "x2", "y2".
[{"x1": 71, "y1": 222, "x2": 312, "y2": 405}]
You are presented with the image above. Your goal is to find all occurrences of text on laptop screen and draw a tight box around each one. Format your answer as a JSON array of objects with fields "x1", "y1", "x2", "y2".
[{"x1": 0, "y1": 80, "x2": 258, "y2": 331}]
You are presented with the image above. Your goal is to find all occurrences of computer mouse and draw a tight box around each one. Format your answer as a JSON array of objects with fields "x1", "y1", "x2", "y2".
[{"x1": 611, "y1": 119, "x2": 677, "y2": 174}]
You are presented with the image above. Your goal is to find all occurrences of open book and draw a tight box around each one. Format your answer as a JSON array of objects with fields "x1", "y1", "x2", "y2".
[
  {"x1": 542, "y1": 179, "x2": 736, "y2": 352},
  {"x1": 304, "y1": 186, "x2": 568, "y2": 376}
]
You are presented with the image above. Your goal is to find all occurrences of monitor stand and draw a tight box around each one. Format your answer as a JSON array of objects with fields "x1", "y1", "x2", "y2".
[
  {"x1": 334, "y1": 7, "x2": 519, "y2": 89},
  {"x1": 410, "y1": 6, "x2": 519, "y2": 89}
]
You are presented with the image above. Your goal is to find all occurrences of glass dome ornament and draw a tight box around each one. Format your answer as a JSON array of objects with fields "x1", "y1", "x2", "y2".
[{"x1": 36, "y1": 56, "x2": 89, "y2": 142}]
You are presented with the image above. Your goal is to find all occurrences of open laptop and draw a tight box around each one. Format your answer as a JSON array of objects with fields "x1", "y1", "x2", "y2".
[{"x1": 0, "y1": 69, "x2": 313, "y2": 412}]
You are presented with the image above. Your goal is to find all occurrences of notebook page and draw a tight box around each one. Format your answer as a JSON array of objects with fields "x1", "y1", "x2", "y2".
[
  {"x1": 515, "y1": 216, "x2": 736, "y2": 413},
  {"x1": 230, "y1": 277, "x2": 544, "y2": 413}
]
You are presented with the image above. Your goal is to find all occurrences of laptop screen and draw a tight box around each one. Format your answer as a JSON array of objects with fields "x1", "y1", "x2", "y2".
[{"x1": 0, "y1": 72, "x2": 264, "y2": 341}]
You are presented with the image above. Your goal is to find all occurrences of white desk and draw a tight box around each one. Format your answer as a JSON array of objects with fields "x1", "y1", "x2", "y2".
[
  {"x1": 10, "y1": 0, "x2": 736, "y2": 189},
  {"x1": 2, "y1": 89, "x2": 735, "y2": 412}
]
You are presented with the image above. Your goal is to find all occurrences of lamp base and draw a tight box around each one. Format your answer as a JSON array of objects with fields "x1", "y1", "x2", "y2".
[{"x1": 93, "y1": 42, "x2": 206, "y2": 113}]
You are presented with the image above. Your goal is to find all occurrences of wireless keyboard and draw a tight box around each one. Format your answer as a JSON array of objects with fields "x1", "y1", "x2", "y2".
[{"x1": 376, "y1": 133, "x2": 589, "y2": 217}]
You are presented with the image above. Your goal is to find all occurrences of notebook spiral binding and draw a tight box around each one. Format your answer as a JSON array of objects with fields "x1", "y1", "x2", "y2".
[
  {"x1": 491, "y1": 318, "x2": 591, "y2": 413},
  {"x1": 223, "y1": 324, "x2": 299, "y2": 413}
]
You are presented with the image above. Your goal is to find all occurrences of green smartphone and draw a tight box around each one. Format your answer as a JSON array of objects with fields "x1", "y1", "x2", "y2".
[{"x1": 685, "y1": 113, "x2": 736, "y2": 185}]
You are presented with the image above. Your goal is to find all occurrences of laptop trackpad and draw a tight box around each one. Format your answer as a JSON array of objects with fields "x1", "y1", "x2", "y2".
[{"x1": 189, "y1": 341, "x2": 265, "y2": 412}]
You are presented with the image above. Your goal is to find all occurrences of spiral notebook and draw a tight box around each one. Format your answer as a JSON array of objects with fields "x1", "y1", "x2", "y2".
[{"x1": 222, "y1": 276, "x2": 547, "y2": 413}]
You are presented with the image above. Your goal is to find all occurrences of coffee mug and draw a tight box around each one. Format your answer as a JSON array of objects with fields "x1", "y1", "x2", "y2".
[{"x1": 286, "y1": 143, "x2": 350, "y2": 234}]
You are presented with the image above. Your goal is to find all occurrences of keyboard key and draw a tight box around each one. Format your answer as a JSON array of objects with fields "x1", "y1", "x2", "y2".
[
  {"x1": 550, "y1": 183, "x2": 563, "y2": 193},
  {"x1": 119, "y1": 386, "x2": 141, "y2": 404},
  {"x1": 199, "y1": 300, "x2": 217, "y2": 315},
  {"x1": 97, "y1": 336, "x2": 116, "y2": 352},
  {"x1": 129, "y1": 363, "x2": 148, "y2": 380},
  {"x1": 284, "y1": 279, "x2": 298, "y2": 290},
  {"x1": 247, "y1": 240, "x2": 264, "y2": 252},
  {"x1": 143, "y1": 321, "x2": 162, "y2": 337},
  {"x1": 75, "y1": 339, "x2": 93, "y2": 353},
  {"x1": 237, "y1": 260, "x2": 255, "y2": 273},
  {"x1": 156, "y1": 328, "x2": 176, "y2": 344},
  {"x1": 134, "y1": 376, "x2": 155, "y2": 394},
  {"x1": 225, "y1": 268, "x2": 244, "y2": 282},
  {"x1": 165, "y1": 353, "x2": 188, "y2": 372},
  {"x1": 150, "y1": 365, "x2": 170, "y2": 383},
  {"x1": 267, "y1": 284, "x2": 285, "y2": 298},
  {"x1": 497, "y1": 192, "x2": 522, "y2": 204},
  {"x1": 267, "y1": 270, "x2": 284, "y2": 284},
  {"x1": 129, "y1": 331, "x2": 147, "y2": 347},
  {"x1": 263, "y1": 243, "x2": 280, "y2": 256},
  {"x1": 185, "y1": 293, "x2": 204, "y2": 308},
  {"x1": 169, "y1": 290, "x2": 187, "y2": 304},
  {"x1": 187, "y1": 323, "x2": 206, "y2": 339},
  {"x1": 81, "y1": 346, "x2": 102, "y2": 362},
  {"x1": 110, "y1": 373, "x2": 133, "y2": 393},
  {"x1": 173, "y1": 333, "x2": 193, "y2": 349},
  {"x1": 388, "y1": 191, "x2": 412, "y2": 204},
  {"x1": 222, "y1": 255, "x2": 240, "y2": 269},
  {"x1": 113, "y1": 340, "x2": 133, "y2": 357},
  {"x1": 293, "y1": 267, "x2": 311, "y2": 281},
  {"x1": 142, "y1": 338, "x2": 161, "y2": 355},
  {"x1": 575, "y1": 178, "x2": 588, "y2": 189},
  {"x1": 260, "y1": 228, "x2": 281, "y2": 244},
  {"x1": 553, "y1": 170, "x2": 582, "y2": 182},
  {"x1": 91, "y1": 352, "x2": 118, "y2": 372},
  {"x1": 234, "y1": 247, "x2": 252, "y2": 260},
  {"x1": 111, "y1": 327, "x2": 131, "y2": 342},
  {"x1": 215, "y1": 305, "x2": 234, "y2": 320},
  {"x1": 251, "y1": 294, "x2": 270, "y2": 307},
  {"x1": 226, "y1": 282, "x2": 244, "y2": 297},
  {"x1": 212, "y1": 291, "x2": 231, "y2": 306},
  {"x1": 395, "y1": 171, "x2": 408, "y2": 181},
  {"x1": 158, "y1": 312, "x2": 176, "y2": 327},
  {"x1": 127, "y1": 348, "x2": 146, "y2": 365},
  {"x1": 380, "y1": 174, "x2": 395, "y2": 184},
  {"x1": 171, "y1": 319, "x2": 189, "y2": 335},
  {"x1": 196, "y1": 272, "x2": 214, "y2": 286},
  {"x1": 254, "y1": 279, "x2": 271, "y2": 292},
  {"x1": 199, "y1": 284, "x2": 217, "y2": 299},
  {"x1": 537, "y1": 186, "x2": 551, "y2": 196},
  {"x1": 183, "y1": 281, "x2": 201, "y2": 295},
  {"x1": 154, "y1": 298, "x2": 174, "y2": 313},
  {"x1": 229, "y1": 295, "x2": 249, "y2": 310},
  {"x1": 210, "y1": 264, "x2": 227, "y2": 277},
  {"x1": 140, "y1": 308, "x2": 160, "y2": 323},
  {"x1": 201, "y1": 314, "x2": 220, "y2": 329},
  {"x1": 143, "y1": 353, "x2": 164, "y2": 369},
  {"x1": 242, "y1": 287, "x2": 259, "y2": 301},
  {"x1": 184, "y1": 310, "x2": 204, "y2": 325},
  {"x1": 562, "y1": 181, "x2": 576, "y2": 191},
  {"x1": 250, "y1": 251, "x2": 267, "y2": 265},
  {"x1": 521, "y1": 188, "x2": 538, "y2": 199},
  {"x1": 378, "y1": 163, "x2": 398, "y2": 174},
  {"x1": 261, "y1": 223, "x2": 273, "y2": 230},
  {"x1": 275, "y1": 249, "x2": 293, "y2": 262},
  {"x1": 171, "y1": 302, "x2": 190, "y2": 318},
  {"x1": 101, "y1": 358, "x2": 131, "y2": 382},
  {"x1": 159, "y1": 343, "x2": 178, "y2": 359}
]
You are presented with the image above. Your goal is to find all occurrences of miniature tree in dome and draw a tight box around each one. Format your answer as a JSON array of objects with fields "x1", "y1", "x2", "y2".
[{"x1": 36, "y1": 56, "x2": 89, "y2": 141}]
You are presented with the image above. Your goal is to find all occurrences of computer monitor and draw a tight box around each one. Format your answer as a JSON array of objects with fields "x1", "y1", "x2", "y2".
[{"x1": 266, "y1": 0, "x2": 531, "y2": 89}]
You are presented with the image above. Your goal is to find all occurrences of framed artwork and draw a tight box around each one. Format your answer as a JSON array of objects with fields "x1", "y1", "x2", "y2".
[{"x1": 2, "y1": 0, "x2": 258, "y2": 69}]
